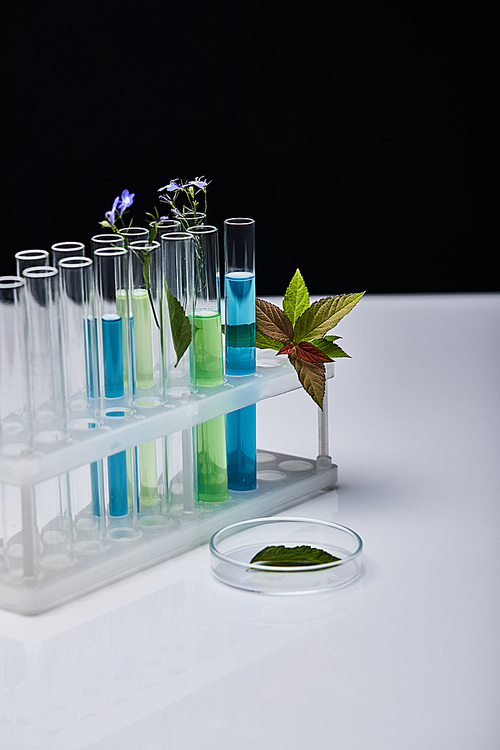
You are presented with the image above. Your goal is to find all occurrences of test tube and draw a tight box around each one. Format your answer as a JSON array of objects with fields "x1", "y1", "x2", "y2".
[
  {"x1": 90, "y1": 233, "x2": 124, "y2": 260},
  {"x1": 118, "y1": 226, "x2": 149, "y2": 248},
  {"x1": 0, "y1": 276, "x2": 36, "y2": 578},
  {"x1": 51, "y1": 241, "x2": 85, "y2": 267},
  {"x1": 22, "y1": 266, "x2": 66, "y2": 441},
  {"x1": 128, "y1": 240, "x2": 162, "y2": 398},
  {"x1": 58, "y1": 256, "x2": 105, "y2": 544},
  {"x1": 15, "y1": 250, "x2": 49, "y2": 276},
  {"x1": 128, "y1": 239, "x2": 169, "y2": 525},
  {"x1": 160, "y1": 231, "x2": 196, "y2": 512},
  {"x1": 93, "y1": 247, "x2": 139, "y2": 537},
  {"x1": 182, "y1": 211, "x2": 207, "y2": 229},
  {"x1": 189, "y1": 225, "x2": 229, "y2": 503},
  {"x1": 22, "y1": 266, "x2": 73, "y2": 568},
  {"x1": 0, "y1": 276, "x2": 31, "y2": 450},
  {"x1": 149, "y1": 218, "x2": 181, "y2": 243},
  {"x1": 224, "y1": 218, "x2": 257, "y2": 490}
]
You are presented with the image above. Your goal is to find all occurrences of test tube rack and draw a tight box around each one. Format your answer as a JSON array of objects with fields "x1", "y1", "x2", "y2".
[{"x1": 0, "y1": 353, "x2": 337, "y2": 615}]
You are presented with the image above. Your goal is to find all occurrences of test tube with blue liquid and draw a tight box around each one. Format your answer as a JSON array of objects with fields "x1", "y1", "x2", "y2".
[
  {"x1": 224, "y1": 217, "x2": 257, "y2": 490},
  {"x1": 93, "y1": 247, "x2": 139, "y2": 538}
]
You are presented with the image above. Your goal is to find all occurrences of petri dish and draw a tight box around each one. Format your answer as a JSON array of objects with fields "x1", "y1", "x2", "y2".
[{"x1": 210, "y1": 517, "x2": 363, "y2": 594}]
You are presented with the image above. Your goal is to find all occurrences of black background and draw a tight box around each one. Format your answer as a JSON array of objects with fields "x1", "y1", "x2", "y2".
[{"x1": 3, "y1": 1, "x2": 488, "y2": 296}]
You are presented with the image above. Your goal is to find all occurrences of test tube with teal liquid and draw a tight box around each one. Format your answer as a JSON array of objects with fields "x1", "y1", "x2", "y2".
[
  {"x1": 224, "y1": 218, "x2": 257, "y2": 490},
  {"x1": 93, "y1": 247, "x2": 139, "y2": 537},
  {"x1": 189, "y1": 225, "x2": 229, "y2": 503}
]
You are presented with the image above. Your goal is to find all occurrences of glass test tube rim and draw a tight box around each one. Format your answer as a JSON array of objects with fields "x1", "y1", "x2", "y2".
[
  {"x1": 94, "y1": 247, "x2": 129, "y2": 258},
  {"x1": 0, "y1": 275, "x2": 26, "y2": 289},
  {"x1": 118, "y1": 227, "x2": 149, "y2": 238},
  {"x1": 128, "y1": 240, "x2": 161, "y2": 251},
  {"x1": 186, "y1": 224, "x2": 218, "y2": 235},
  {"x1": 224, "y1": 217, "x2": 255, "y2": 225},
  {"x1": 51, "y1": 241, "x2": 86, "y2": 253},
  {"x1": 159, "y1": 231, "x2": 196, "y2": 241},
  {"x1": 22, "y1": 265, "x2": 59, "y2": 279},
  {"x1": 14, "y1": 250, "x2": 49, "y2": 264},
  {"x1": 91, "y1": 232, "x2": 125, "y2": 243},
  {"x1": 58, "y1": 256, "x2": 94, "y2": 270}
]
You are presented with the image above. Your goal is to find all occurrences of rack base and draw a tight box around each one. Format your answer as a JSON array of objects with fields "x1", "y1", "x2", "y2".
[{"x1": 0, "y1": 450, "x2": 337, "y2": 615}]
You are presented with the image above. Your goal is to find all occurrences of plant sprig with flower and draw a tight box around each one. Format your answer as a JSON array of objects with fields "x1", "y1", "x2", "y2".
[
  {"x1": 158, "y1": 177, "x2": 210, "y2": 229},
  {"x1": 99, "y1": 188, "x2": 161, "y2": 328},
  {"x1": 100, "y1": 189, "x2": 136, "y2": 232}
]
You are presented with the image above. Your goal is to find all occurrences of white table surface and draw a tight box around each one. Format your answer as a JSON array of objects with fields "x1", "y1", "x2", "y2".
[{"x1": 1, "y1": 293, "x2": 499, "y2": 750}]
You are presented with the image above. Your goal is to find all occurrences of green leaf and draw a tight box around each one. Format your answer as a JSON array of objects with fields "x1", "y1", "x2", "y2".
[
  {"x1": 256, "y1": 328, "x2": 284, "y2": 350},
  {"x1": 256, "y1": 298, "x2": 294, "y2": 343},
  {"x1": 283, "y1": 268, "x2": 310, "y2": 326},
  {"x1": 250, "y1": 545, "x2": 341, "y2": 567},
  {"x1": 164, "y1": 279, "x2": 192, "y2": 367},
  {"x1": 294, "y1": 292, "x2": 365, "y2": 342},
  {"x1": 289, "y1": 351, "x2": 326, "y2": 409},
  {"x1": 311, "y1": 337, "x2": 350, "y2": 359}
]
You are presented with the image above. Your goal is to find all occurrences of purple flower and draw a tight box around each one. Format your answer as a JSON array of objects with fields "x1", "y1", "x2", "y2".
[
  {"x1": 187, "y1": 177, "x2": 208, "y2": 189},
  {"x1": 118, "y1": 189, "x2": 135, "y2": 215},
  {"x1": 105, "y1": 195, "x2": 120, "y2": 226},
  {"x1": 158, "y1": 179, "x2": 183, "y2": 192}
]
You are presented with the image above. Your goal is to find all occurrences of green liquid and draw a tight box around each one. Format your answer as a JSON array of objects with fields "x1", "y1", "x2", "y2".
[
  {"x1": 138, "y1": 439, "x2": 159, "y2": 506},
  {"x1": 132, "y1": 288, "x2": 154, "y2": 390},
  {"x1": 191, "y1": 310, "x2": 224, "y2": 386},
  {"x1": 190, "y1": 310, "x2": 228, "y2": 502},
  {"x1": 119, "y1": 289, "x2": 159, "y2": 508},
  {"x1": 225, "y1": 322, "x2": 256, "y2": 348},
  {"x1": 195, "y1": 416, "x2": 229, "y2": 502},
  {"x1": 116, "y1": 289, "x2": 133, "y2": 393}
]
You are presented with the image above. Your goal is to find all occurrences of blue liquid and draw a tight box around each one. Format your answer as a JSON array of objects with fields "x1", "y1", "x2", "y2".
[
  {"x1": 102, "y1": 315, "x2": 137, "y2": 515},
  {"x1": 226, "y1": 404, "x2": 257, "y2": 490},
  {"x1": 107, "y1": 449, "x2": 129, "y2": 516},
  {"x1": 85, "y1": 319, "x2": 102, "y2": 514},
  {"x1": 102, "y1": 314, "x2": 124, "y2": 398},
  {"x1": 224, "y1": 272, "x2": 257, "y2": 490},
  {"x1": 224, "y1": 272, "x2": 256, "y2": 376}
]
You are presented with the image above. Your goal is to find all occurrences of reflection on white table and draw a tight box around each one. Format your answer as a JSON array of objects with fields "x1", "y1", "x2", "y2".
[{"x1": 1, "y1": 293, "x2": 499, "y2": 750}]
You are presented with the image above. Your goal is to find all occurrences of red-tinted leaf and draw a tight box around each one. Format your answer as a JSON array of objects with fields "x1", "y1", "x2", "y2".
[
  {"x1": 289, "y1": 352, "x2": 326, "y2": 409},
  {"x1": 277, "y1": 342, "x2": 296, "y2": 356},
  {"x1": 256, "y1": 298, "x2": 294, "y2": 343},
  {"x1": 295, "y1": 341, "x2": 333, "y2": 363}
]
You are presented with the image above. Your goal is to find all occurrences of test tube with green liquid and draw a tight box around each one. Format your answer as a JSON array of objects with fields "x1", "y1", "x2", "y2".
[{"x1": 189, "y1": 225, "x2": 229, "y2": 503}]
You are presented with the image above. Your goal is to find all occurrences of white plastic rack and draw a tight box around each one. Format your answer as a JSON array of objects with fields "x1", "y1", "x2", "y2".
[{"x1": 0, "y1": 353, "x2": 337, "y2": 615}]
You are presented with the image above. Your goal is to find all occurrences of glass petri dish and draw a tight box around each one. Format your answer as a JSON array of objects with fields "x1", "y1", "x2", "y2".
[{"x1": 210, "y1": 517, "x2": 363, "y2": 594}]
